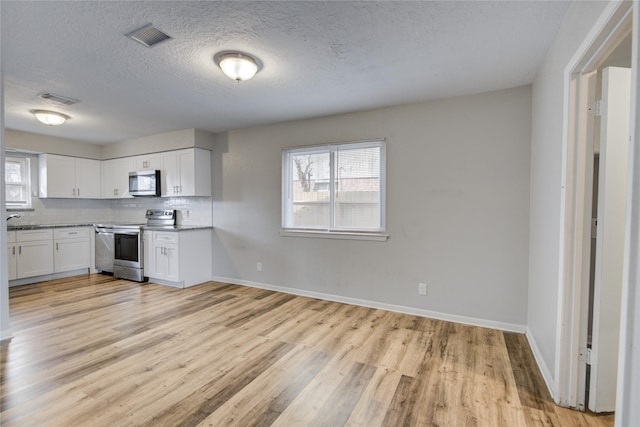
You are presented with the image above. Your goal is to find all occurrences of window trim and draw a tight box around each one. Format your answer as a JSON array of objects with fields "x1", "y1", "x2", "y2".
[
  {"x1": 5, "y1": 155, "x2": 32, "y2": 209},
  {"x1": 281, "y1": 139, "x2": 386, "y2": 238}
]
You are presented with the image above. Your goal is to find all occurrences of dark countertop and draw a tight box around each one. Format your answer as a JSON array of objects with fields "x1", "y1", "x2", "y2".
[
  {"x1": 142, "y1": 225, "x2": 213, "y2": 232},
  {"x1": 7, "y1": 223, "x2": 213, "y2": 232},
  {"x1": 7, "y1": 223, "x2": 95, "y2": 231}
]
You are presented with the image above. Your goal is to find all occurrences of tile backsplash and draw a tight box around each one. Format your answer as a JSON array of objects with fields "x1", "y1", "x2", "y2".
[
  {"x1": 8, "y1": 196, "x2": 212, "y2": 227},
  {"x1": 110, "y1": 197, "x2": 212, "y2": 226}
]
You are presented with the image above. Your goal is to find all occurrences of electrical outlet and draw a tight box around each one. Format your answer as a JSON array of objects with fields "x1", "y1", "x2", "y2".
[
  {"x1": 257, "y1": 262, "x2": 262, "y2": 272},
  {"x1": 418, "y1": 283, "x2": 427, "y2": 296}
]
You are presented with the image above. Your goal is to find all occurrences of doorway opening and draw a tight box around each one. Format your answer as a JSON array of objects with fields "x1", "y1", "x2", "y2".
[{"x1": 555, "y1": 0, "x2": 633, "y2": 414}]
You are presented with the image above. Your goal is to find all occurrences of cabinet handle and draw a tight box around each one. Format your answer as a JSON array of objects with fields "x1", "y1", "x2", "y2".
[
  {"x1": 12, "y1": 246, "x2": 15, "y2": 255},
  {"x1": 19, "y1": 246, "x2": 21, "y2": 255},
  {"x1": 56, "y1": 243, "x2": 59, "y2": 251},
  {"x1": 77, "y1": 188, "x2": 80, "y2": 196}
]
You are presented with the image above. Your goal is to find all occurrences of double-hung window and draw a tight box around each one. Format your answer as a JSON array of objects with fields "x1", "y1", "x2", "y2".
[
  {"x1": 282, "y1": 140, "x2": 386, "y2": 236},
  {"x1": 5, "y1": 156, "x2": 32, "y2": 209}
]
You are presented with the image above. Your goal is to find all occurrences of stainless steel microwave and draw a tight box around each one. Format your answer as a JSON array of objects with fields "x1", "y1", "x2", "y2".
[{"x1": 129, "y1": 170, "x2": 161, "y2": 197}]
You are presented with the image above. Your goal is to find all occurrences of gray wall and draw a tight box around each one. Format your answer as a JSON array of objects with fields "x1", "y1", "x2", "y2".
[
  {"x1": 528, "y1": 0, "x2": 609, "y2": 383},
  {"x1": 211, "y1": 85, "x2": 532, "y2": 328}
]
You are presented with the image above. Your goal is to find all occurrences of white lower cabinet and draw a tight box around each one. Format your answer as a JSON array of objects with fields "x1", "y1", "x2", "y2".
[
  {"x1": 9, "y1": 227, "x2": 91, "y2": 284},
  {"x1": 7, "y1": 231, "x2": 17, "y2": 281},
  {"x1": 150, "y1": 233, "x2": 179, "y2": 282},
  {"x1": 145, "y1": 229, "x2": 211, "y2": 288},
  {"x1": 54, "y1": 228, "x2": 90, "y2": 273},
  {"x1": 15, "y1": 229, "x2": 54, "y2": 279}
]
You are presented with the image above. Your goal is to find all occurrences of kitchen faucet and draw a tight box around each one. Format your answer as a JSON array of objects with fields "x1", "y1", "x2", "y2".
[{"x1": 6, "y1": 214, "x2": 21, "y2": 221}]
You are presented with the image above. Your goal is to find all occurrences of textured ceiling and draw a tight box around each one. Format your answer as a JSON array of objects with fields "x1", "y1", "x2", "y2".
[{"x1": 1, "y1": 1, "x2": 571, "y2": 144}]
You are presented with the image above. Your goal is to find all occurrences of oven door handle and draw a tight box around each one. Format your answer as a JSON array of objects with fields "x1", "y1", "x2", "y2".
[{"x1": 114, "y1": 231, "x2": 141, "y2": 236}]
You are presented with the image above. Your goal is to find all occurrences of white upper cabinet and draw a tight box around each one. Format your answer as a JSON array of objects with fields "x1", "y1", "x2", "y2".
[
  {"x1": 39, "y1": 154, "x2": 101, "y2": 198},
  {"x1": 37, "y1": 147, "x2": 211, "y2": 199},
  {"x1": 102, "y1": 157, "x2": 134, "y2": 199},
  {"x1": 160, "y1": 148, "x2": 211, "y2": 197},
  {"x1": 133, "y1": 153, "x2": 161, "y2": 171}
]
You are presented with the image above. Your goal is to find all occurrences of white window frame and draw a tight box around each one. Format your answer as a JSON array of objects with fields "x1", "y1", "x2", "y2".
[
  {"x1": 281, "y1": 140, "x2": 387, "y2": 241},
  {"x1": 5, "y1": 155, "x2": 32, "y2": 209}
]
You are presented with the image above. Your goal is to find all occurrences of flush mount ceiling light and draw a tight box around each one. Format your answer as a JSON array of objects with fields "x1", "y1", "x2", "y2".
[
  {"x1": 32, "y1": 110, "x2": 69, "y2": 126},
  {"x1": 214, "y1": 51, "x2": 262, "y2": 82}
]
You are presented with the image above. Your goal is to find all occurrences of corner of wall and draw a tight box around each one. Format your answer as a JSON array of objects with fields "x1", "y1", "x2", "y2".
[
  {"x1": 194, "y1": 129, "x2": 216, "y2": 151},
  {"x1": 526, "y1": 327, "x2": 559, "y2": 403}
]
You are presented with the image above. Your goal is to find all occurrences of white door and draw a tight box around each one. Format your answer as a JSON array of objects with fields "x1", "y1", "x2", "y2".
[
  {"x1": 589, "y1": 66, "x2": 631, "y2": 412},
  {"x1": 8, "y1": 244, "x2": 18, "y2": 281},
  {"x1": 177, "y1": 149, "x2": 195, "y2": 195},
  {"x1": 17, "y1": 240, "x2": 54, "y2": 278},
  {"x1": 75, "y1": 158, "x2": 101, "y2": 198},
  {"x1": 45, "y1": 155, "x2": 76, "y2": 197},
  {"x1": 54, "y1": 238, "x2": 90, "y2": 273},
  {"x1": 161, "y1": 152, "x2": 179, "y2": 196}
]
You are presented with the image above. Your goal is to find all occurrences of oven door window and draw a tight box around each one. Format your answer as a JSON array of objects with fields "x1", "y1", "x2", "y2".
[{"x1": 115, "y1": 233, "x2": 139, "y2": 262}]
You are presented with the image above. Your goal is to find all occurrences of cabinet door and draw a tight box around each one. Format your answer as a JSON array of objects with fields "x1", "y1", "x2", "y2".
[
  {"x1": 134, "y1": 154, "x2": 161, "y2": 170},
  {"x1": 161, "y1": 152, "x2": 179, "y2": 196},
  {"x1": 149, "y1": 244, "x2": 179, "y2": 281},
  {"x1": 150, "y1": 245, "x2": 168, "y2": 278},
  {"x1": 17, "y1": 240, "x2": 54, "y2": 278},
  {"x1": 177, "y1": 150, "x2": 195, "y2": 196},
  {"x1": 54, "y1": 238, "x2": 90, "y2": 272},
  {"x1": 164, "y1": 244, "x2": 180, "y2": 281},
  {"x1": 102, "y1": 158, "x2": 133, "y2": 198},
  {"x1": 41, "y1": 154, "x2": 76, "y2": 198},
  {"x1": 8, "y1": 244, "x2": 18, "y2": 280},
  {"x1": 143, "y1": 231, "x2": 153, "y2": 277},
  {"x1": 76, "y1": 158, "x2": 102, "y2": 198}
]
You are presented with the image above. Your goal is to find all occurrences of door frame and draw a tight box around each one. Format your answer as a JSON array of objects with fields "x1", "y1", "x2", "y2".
[{"x1": 556, "y1": 0, "x2": 633, "y2": 410}]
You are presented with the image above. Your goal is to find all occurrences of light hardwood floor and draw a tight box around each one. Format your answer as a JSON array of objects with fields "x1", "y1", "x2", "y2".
[{"x1": 1, "y1": 275, "x2": 614, "y2": 426}]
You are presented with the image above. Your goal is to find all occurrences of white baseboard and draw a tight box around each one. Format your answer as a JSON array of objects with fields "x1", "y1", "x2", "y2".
[
  {"x1": 0, "y1": 328, "x2": 12, "y2": 342},
  {"x1": 9, "y1": 269, "x2": 90, "y2": 287},
  {"x1": 211, "y1": 275, "x2": 526, "y2": 333},
  {"x1": 526, "y1": 327, "x2": 558, "y2": 400}
]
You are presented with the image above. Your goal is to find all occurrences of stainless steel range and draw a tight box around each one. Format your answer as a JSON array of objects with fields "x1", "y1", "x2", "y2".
[
  {"x1": 113, "y1": 224, "x2": 145, "y2": 282},
  {"x1": 107, "y1": 209, "x2": 176, "y2": 282}
]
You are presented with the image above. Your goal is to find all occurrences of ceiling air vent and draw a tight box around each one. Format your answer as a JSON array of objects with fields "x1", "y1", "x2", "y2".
[
  {"x1": 126, "y1": 24, "x2": 172, "y2": 48},
  {"x1": 40, "y1": 92, "x2": 80, "y2": 105}
]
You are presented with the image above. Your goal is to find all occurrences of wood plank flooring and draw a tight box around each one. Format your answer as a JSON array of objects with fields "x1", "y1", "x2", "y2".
[{"x1": 1, "y1": 275, "x2": 614, "y2": 426}]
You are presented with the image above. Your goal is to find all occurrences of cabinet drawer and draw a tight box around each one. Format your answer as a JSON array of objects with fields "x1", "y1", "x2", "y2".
[
  {"x1": 153, "y1": 232, "x2": 178, "y2": 244},
  {"x1": 7, "y1": 231, "x2": 16, "y2": 243},
  {"x1": 17, "y1": 229, "x2": 54, "y2": 242},
  {"x1": 54, "y1": 228, "x2": 90, "y2": 239}
]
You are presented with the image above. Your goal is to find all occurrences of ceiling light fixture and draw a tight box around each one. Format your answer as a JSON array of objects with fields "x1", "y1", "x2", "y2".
[
  {"x1": 214, "y1": 51, "x2": 262, "y2": 82},
  {"x1": 32, "y1": 110, "x2": 69, "y2": 126}
]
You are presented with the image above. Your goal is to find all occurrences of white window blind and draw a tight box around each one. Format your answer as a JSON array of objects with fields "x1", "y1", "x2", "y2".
[
  {"x1": 5, "y1": 156, "x2": 32, "y2": 208},
  {"x1": 282, "y1": 140, "x2": 385, "y2": 233}
]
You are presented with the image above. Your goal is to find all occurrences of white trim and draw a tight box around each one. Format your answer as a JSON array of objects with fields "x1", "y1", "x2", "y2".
[
  {"x1": 147, "y1": 278, "x2": 184, "y2": 288},
  {"x1": 556, "y1": 0, "x2": 633, "y2": 410},
  {"x1": 279, "y1": 229, "x2": 389, "y2": 241},
  {"x1": 0, "y1": 329, "x2": 12, "y2": 342},
  {"x1": 211, "y1": 275, "x2": 526, "y2": 333},
  {"x1": 527, "y1": 327, "x2": 558, "y2": 402},
  {"x1": 8, "y1": 269, "x2": 90, "y2": 287},
  {"x1": 615, "y1": 3, "x2": 640, "y2": 425}
]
